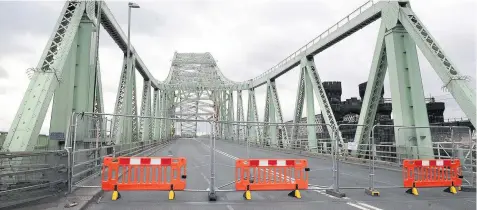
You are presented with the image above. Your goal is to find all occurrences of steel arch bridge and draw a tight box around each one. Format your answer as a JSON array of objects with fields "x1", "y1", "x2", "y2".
[{"x1": 1, "y1": 0, "x2": 475, "y2": 161}]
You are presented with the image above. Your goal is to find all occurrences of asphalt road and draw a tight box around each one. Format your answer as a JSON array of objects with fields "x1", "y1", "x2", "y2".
[{"x1": 87, "y1": 138, "x2": 476, "y2": 210}]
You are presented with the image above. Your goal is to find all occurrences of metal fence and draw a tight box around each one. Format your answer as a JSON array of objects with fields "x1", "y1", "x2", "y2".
[
  {"x1": 67, "y1": 112, "x2": 178, "y2": 193},
  {"x1": 217, "y1": 121, "x2": 335, "y2": 155},
  {"x1": 217, "y1": 122, "x2": 476, "y2": 193},
  {"x1": 0, "y1": 150, "x2": 67, "y2": 209},
  {"x1": 215, "y1": 121, "x2": 341, "y2": 194},
  {"x1": 2, "y1": 114, "x2": 475, "y2": 209}
]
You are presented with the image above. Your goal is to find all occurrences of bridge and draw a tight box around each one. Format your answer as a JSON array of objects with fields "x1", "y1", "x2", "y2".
[{"x1": 0, "y1": 0, "x2": 476, "y2": 209}]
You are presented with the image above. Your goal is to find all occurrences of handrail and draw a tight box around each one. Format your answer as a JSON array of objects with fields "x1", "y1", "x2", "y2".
[{"x1": 241, "y1": 0, "x2": 376, "y2": 85}]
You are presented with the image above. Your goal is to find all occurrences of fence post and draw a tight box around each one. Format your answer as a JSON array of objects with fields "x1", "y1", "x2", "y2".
[
  {"x1": 326, "y1": 124, "x2": 345, "y2": 197},
  {"x1": 208, "y1": 118, "x2": 217, "y2": 201},
  {"x1": 365, "y1": 125, "x2": 379, "y2": 196}
]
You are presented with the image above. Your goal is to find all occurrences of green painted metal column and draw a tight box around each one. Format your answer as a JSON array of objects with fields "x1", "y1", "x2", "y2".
[
  {"x1": 385, "y1": 22, "x2": 433, "y2": 158},
  {"x1": 140, "y1": 80, "x2": 152, "y2": 142},
  {"x1": 151, "y1": 89, "x2": 159, "y2": 141},
  {"x1": 236, "y1": 90, "x2": 244, "y2": 141},
  {"x1": 292, "y1": 67, "x2": 305, "y2": 149},
  {"x1": 300, "y1": 61, "x2": 318, "y2": 150},
  {"x1": 227, "y1": 91, "x2": 234, "y2": 141},
  {"x1": 48, "y1": 24, "x2": 80, "y2": 146},
  {"x1": 54, "y1": 15, "x2": 96, "y2": 146},
  {"x1": 3, "y1": 2, "x2": 85, "y2": 151},
  {"x1": 352, "y1": 21, "x2": 388, "y2": 156},
  {"x1": 266, "y1": 80, "x2": 278, "y2": 147},
  {"x1": 246, "y1": 88, "x2": 260, "y2": 145}
]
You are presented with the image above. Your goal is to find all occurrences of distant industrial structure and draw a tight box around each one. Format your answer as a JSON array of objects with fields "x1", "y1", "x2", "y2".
[{"x1": 285, "y1": 81, "x2": 475, "y2": 146}]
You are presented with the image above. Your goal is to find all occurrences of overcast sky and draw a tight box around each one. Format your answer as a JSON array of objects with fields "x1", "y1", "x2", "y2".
[{"x1": 0, "y1": 0, "x2": 475, "y2": 135}]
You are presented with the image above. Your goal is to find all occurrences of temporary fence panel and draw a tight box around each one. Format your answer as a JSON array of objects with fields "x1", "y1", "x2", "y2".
[
  {"x1": 102, "y1": 156, "x2": 187, "y2": 191},
  {"x1": 0, "y1": 150, "x2": 68, "y2": 209},
  {"x1": 235, "y1": 159, "x2": 309, "y2": 191},
  {"x1": 68, "y1": 112, "x2": 177, "y2": 192},
  {"x1": 403, "y1": 159, "x2": 462, "y2": 189}
]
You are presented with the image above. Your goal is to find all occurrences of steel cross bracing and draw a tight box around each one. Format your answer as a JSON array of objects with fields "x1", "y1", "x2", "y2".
[{"x1": 3, "y1": 0, "x2": 475, "y2": 160}]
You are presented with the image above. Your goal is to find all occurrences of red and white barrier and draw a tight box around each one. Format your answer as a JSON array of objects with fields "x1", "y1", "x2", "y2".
[
  {"x1": 118, "y1": 157, "x2": 172, "y2": 165},
  {"x1": 249, "y1": 159, "x2": 296, "y2": 167},
  {"x1": 414, "y1": 159, "x2": 451, "y2": 167}
]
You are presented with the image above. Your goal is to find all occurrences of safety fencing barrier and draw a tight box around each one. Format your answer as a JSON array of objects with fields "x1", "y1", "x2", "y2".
[
  {"x1": 403, "y1": 159, "x2": 462, "y2": 195},
  {"x1": 68, "y1": 112, "x2": 179, "y2": 192},
  {"x1": 214, "y1": 122, "x2": 476, "y2": 197},
  {"x1": 336, "y1": 124, "x2": 474, "y2": 196},
  {"x1": 0, "y1": 150, "x2": 67, "y2": 209},
  {"x1": 235, "y1": 158, "x2": 309, "y2": 199},
  {"x1": 5, "y1": 112, "x2": 474, "y2": 208},
  {"x1": 213, "y1": 121, "x2": 343, "y2": 199},
  {"x1": 102, "y1": 156, "x2": 187, "y2": 200}
]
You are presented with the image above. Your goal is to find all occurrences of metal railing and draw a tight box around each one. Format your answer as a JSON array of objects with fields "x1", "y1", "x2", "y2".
[
  {"x1": 216, "y1": 122, "x2": 476, "y2": 192},
  {"x1": 249, "y1": 0, "x2": 376, "y2": 83},
  {"x1": 0, "y1": 150, "x2": 67, "y2": 209}
]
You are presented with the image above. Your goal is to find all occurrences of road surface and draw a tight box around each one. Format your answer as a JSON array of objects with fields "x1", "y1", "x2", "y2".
[{"x1": 87, "y1": 138, "x2": 476, "y2": 210}]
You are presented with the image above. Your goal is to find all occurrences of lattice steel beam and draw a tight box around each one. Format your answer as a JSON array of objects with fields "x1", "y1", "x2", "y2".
[
  {"x1": 292, "y1": 67, "x2": 305, "y2": 148},
  {"x1": 399, "y1": 5, "x2": 475, "y2": 127},
  {"x1": 140, "y1": 80, "x2": 152, "y2": 142},
  {"x1": 351, "y1": 22, "x2": 388, "y2": 155},
  {"x1": 3, "y1": 2, "x2": 86, "y2": 151},
  {"x1": 301, "y1": 56, "x2": 344, "y2": 148},
  {"x1": 236, "y1": 90, "x2": 245, "y2": 141}
]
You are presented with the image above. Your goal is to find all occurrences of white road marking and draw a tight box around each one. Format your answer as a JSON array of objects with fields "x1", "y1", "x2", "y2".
[
  {"x1": 358, "y1": 202, "x2": 384, "y2": 210},
  {"x1": 313, "y1": 189, "x2": 338, "y2": 199},
  {"x1": 347, "y1": 202, "x2": 370, "y2": 210},
  {"x1": 193, "y1": 138, "x2": 383, "y2": 210},
  {"x1": 200, "y1": 172, "x2": 211, "y2": 185},
  {"x1": 226, "y1": 205, "x2": 235, "y2": 210}
]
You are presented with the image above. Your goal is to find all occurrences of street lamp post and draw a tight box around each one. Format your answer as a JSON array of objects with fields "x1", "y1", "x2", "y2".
[
  {"x1": 126, "y1": 2, "x2": 139, "y2": 143},
  {"x1": 127, "y1": 2, "x2": 140, "y2": 66}
]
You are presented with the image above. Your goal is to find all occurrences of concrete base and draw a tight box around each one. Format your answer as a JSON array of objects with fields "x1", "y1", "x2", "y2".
[
  {"x1": 208, "y1": 192, "x2": 218, "y2": 201},
  {"x1": 364, "y1": 188, "x2": 380, "y2": 196},
  {"x1": 325, "y1": 189, "x2": 346, "y2": 198}
]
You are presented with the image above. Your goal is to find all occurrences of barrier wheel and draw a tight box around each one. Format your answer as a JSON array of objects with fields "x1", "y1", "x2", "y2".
[{"x1": 208, "y1": 192, "x2": 217, "y2": 201}]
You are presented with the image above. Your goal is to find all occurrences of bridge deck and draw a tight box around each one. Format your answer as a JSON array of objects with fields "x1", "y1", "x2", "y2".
[{"x1": 88, "y1": 138, "x2": 476, "y2": 210}]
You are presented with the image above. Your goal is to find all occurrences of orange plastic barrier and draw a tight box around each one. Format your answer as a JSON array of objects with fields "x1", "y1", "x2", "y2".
[
  {"x1": 101, "y1": 157, "x2": 187, "y2": 191},
  {"x1": 235, "y1": 159, "x2": 309, "y2": 191},
  {"x1": 403, "y1": 159, "x2": 461, "y2": 190}
]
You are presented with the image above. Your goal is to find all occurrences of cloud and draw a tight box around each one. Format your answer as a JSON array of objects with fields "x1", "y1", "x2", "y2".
[
  {"x1": 0, "y1": 66, "x2": 8, "y2": 79},
  {"x1": 0, "y1": 0, "x2": 475, "y2": 137}
]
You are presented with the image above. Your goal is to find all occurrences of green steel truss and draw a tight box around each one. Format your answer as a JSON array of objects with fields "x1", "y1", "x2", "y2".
[{"x1": 3, "y1": 0, "x2": 474, "y2": 159}]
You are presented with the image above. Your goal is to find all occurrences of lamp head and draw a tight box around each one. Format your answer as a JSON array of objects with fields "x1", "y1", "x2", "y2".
[{"x1": 128, "y1": 2, "x2": 140, "y2": 8}]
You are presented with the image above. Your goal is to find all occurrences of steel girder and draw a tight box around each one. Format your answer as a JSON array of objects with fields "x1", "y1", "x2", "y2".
[
  {"x1": 399, "y1": 6, "x2": 475, "y2": 126},
  {"x1": 351, "y1": 2, "x2": 473, "y2": 158},
  {"x1": 300, "y1": 57, "x2": 344, "y2": 149},
  {"x1": 246, "y1": 89, "x2": 261, "y2": 144},
  {"x1": 5, "y1": 0, "x2": 474, "y2": 156},
  {"x1": 152, "y1": 89, "x2": 160, "y2": 141},
  {"x1": 351, "y1": 22, "x2": 388, "y2": 156},
  {"x1": 235, "y1": 90, "x2": 245, "y2": 141},
  {"x1": 3, "y1": 2, "x2": 93, "y2": 151},
  {"x1": 167, "y1": 52, "x2": 236, "y2": 137},
  {"x1": 112, "y1": 54, "x2": 139, "y2": 145},
  {"x1": 140, "y1": 80, "x2": 152, "y2": 142},
  {"x1": 226, "y1": 91, "x2": 235, "y2": 140},
  {"x1": 263, "y1": 80, "x2": 289, "y2": 147}
]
